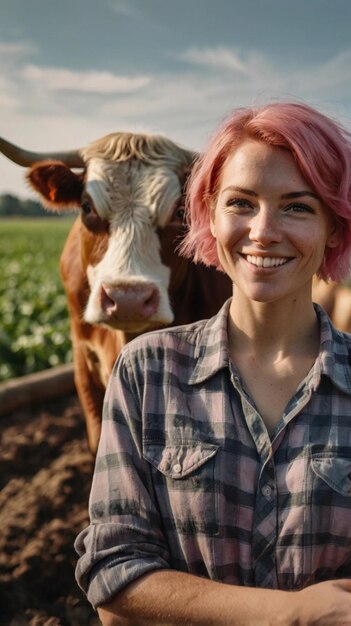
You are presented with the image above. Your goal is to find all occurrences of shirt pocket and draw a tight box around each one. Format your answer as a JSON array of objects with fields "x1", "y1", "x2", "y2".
[
  {"x1": 311, "y1": 455, "x2": 351, "y2": 498},
  {"x1": 310, "y1": 452, "x2": 351, "y2": 573},
  {"x1": 143, "y1": 441, "x2": 220, "y2": 535}
]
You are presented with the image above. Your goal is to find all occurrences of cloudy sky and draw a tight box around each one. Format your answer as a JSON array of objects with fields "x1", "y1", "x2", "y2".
[{"x1": 1, "y1": 0, "x2": 351, "y2": 199}]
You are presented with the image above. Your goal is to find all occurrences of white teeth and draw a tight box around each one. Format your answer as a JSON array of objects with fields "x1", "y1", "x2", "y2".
[{"x1": 246, "y1": 255, "x2": 288, "y2": 268}]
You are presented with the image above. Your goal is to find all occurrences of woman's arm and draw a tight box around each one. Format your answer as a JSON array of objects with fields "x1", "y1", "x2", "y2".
[
  {"x1": 97, "y1": 570, "x2": 351, "y2": 626},
  {"x1": 98, "y1": 569, "x2": 294, "y2": 626}
]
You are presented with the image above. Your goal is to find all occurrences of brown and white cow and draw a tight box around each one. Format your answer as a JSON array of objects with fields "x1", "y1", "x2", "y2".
[{"x1": 0, "y1": 133, "x2": 232, "y2": 452}]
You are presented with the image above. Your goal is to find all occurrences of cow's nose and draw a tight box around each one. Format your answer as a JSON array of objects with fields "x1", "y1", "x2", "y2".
[{"x1": 101, "y1": 282, "x2": 160, "y2": 320}]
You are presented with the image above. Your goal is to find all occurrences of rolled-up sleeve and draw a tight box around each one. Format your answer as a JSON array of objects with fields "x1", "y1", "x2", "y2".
[{"x1": 74, "y1": 350, "x2": 171, "y2": 609}]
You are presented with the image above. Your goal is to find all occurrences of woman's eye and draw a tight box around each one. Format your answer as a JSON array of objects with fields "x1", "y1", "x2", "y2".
[
  {"x1": 225, "y1": 198, "x2": 251, "y2": 210},
  {"x1": 286, "y1": 203, "x2": 314, "y2": 214}
]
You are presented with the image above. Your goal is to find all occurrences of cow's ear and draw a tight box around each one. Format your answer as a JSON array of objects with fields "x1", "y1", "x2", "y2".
[{"x1": 27, "y1": 160, "x2": 84, "y2": 213}]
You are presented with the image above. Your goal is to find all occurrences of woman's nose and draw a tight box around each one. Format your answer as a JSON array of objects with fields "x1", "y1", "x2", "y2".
[{"x1": 249, "y1": 209, "x2": 281, "y2": 244}]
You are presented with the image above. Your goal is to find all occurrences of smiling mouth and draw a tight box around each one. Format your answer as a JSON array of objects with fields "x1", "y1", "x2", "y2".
[{"x1": 245, "y1": 254, "x2": 290, "y2": 268}]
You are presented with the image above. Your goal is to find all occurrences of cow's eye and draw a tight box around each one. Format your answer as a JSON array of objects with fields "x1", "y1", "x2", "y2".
[
  {"x1": 81, "y1": 200, "x2": 109, "y2": 233},
  {"x1": 175, "y1": 207, "x2": 185, "y2": 220},
  {"x1": 81, "y1": 199, "x2": 92, "y2": 214},
  {"x1": 171, "y1": 204, "x2": 185, "y2": 224}
]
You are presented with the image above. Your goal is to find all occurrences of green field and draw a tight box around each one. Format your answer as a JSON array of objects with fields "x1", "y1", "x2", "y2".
[{"x1": 0, "y1": 218, "x2": 75, "y2": 381}]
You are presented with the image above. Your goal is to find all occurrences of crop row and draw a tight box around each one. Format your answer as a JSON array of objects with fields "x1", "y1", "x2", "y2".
[{"x1": 0, "y1": 218, "x2": 75, "y2": 381}]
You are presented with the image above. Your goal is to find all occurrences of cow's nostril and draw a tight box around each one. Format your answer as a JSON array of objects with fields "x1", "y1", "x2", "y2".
[
  {"x1": 142, "y1": 287, "x2": 160, "y2": 317},
  {"x1": 101, "y1": 286, "x2": 116, "y2": 312}
]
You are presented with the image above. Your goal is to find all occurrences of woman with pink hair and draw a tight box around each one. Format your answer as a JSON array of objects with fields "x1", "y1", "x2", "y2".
[{"x1": 76, "y1": 102, "x2": 351, "y2": 624}]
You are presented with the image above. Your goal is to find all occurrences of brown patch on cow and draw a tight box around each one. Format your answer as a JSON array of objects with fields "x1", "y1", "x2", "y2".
[
  {"x1": 60, "y1": 219, "x2": 91, "y2": 313},
  {"x1": 27, "y1": 161, "x2": 84, "y2": 211},
  {"x1": 80, "y1": 225, "x2": 109, "y2": 273},
  {"x1": 80, "y1": 201, "x2": 110, "y2": 234}
]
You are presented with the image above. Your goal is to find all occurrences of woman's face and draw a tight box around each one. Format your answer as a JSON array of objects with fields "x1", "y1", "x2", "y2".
[{"x1": 211, "y1": 139, "x2": 339, "y2": 305}]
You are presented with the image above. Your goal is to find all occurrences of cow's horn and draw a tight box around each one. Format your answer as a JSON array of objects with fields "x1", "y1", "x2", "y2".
[{"x1": 0, "y1": 137, "x2": 85, "y2": 168}]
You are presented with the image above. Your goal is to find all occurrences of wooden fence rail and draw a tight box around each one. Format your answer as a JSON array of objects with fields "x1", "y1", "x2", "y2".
[{"x1": 0, "y1": 363, "x2": 75, "y2": 416}]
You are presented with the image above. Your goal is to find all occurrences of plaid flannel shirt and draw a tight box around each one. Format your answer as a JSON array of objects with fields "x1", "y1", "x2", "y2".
[{"x1": 75, "y1": 300, "x2": 351, "y2": 609}]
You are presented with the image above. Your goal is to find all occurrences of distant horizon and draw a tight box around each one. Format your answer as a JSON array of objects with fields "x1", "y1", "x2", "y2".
[{"x1": 0, "y1": 192, "x2": 77, "y2": 217}]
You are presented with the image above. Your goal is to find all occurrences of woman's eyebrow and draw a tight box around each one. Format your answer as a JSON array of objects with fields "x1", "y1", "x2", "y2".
[
  {"x1": 281, "y1": 191, "x2": 321, "y2": 200},
  {"x1": 220, "y1": 187, "x2": 321, "y2": 201},
  {"x1": 221, "y1": 186, "x2": 257, "y2": 196}
]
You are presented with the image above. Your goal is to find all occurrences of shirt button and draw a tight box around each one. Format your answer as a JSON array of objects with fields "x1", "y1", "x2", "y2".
[
  {"x1": 173, "y1": 463, "x2": 182, "y2": 474},
  {"x1": 262, "y1": 485, "x2": 272, "y2": 498}
]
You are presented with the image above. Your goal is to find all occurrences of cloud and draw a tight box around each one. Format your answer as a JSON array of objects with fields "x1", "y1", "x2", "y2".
[
  {"x1": 177, "y1": 46, "x2": 272, "y2": 79},
  {"x1": 1, "y1": 41, "x2": 351, "y2": 198},
  {"x1": 0, "y1": 42, "x2": 37, "y2": 112},
  {"x1": 0, "y1": 91, "x2": 18, "y2": 110},
  {"x1": 22, "y1": 65, "x2": 151, "y2": 94},
  {"x1": 175, "y1": 45, "x2": 351, "y2": 120},
  {"x1": 0, "y1": 41, "x2": 37, "y2": 57},
  {"x1": 105, "y1": 0, "x2": 143, "y2": 19},
  {"x1": 292, "y1": 49, "x2": 351, "y2": 94}
]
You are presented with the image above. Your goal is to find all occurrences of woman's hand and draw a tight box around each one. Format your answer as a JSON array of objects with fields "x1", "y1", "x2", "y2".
[{"x1": 293, "y1": 579, "x2": 351, "y2": 625}]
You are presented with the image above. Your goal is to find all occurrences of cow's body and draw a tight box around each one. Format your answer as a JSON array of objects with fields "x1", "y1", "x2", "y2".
[{"x1": 1, "y1": 133, "x2": 350, "y2": 453}]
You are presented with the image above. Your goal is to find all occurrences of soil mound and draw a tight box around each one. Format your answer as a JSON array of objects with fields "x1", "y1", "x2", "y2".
[{"x1": 0, "y1": 394, "x2": 100, "y2": 625}]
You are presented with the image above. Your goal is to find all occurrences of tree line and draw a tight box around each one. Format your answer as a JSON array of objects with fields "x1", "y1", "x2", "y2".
[{"x1": 0, "y1": 194, "x2": 75, "y2": 217}]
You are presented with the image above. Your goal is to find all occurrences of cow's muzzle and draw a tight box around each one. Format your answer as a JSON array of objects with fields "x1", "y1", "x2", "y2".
[{"x1": 101, "y1": 281, "x2": 161, "y2": 324}]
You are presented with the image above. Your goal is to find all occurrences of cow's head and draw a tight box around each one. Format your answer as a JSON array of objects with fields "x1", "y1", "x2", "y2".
[{"x1": 0, "y1": 134, "x2": 197, "y2": 332}]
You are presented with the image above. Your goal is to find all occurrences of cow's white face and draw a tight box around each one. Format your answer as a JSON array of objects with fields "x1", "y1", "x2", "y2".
[{"x1": 82, "y1": 157, "x2": 184, "y2": 331}]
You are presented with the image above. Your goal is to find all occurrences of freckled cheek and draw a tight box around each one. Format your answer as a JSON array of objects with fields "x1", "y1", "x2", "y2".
[
  {"x1": 214, "y1": 217, "x2": 242, "y2": 248},
  {"x1": 294, "y1": 227, "x2": 329, "y2": 257}
]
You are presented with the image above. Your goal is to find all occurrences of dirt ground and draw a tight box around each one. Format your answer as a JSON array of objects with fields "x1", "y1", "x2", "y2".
[{"x1": 0, "y1": 393, "x2": 101, "y2": 626}]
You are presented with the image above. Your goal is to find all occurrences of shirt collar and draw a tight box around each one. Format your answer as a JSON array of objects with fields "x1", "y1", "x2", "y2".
[
  {"x1": 188, "y1": 298, "x2": 232, "y2": 385},
  {"x1": 189, "y1": 300, "x2": 351, "y2": 395},
  {"x1": 315, "y1": 303, "x2": 351, "y2": 395}
]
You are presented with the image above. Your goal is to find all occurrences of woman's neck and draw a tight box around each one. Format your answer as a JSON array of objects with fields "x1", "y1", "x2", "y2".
[
  {"x1": 228, "y1": 292, "x2": 321, "y2": 433},
  {"x1": 228, "y1": 292, "x2": 320, "y2": 360}
]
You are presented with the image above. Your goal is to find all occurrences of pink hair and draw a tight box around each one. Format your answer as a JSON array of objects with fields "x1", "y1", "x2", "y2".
[{"x1": 180, "y1": 102, "x2": 351, "y2": 282}]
